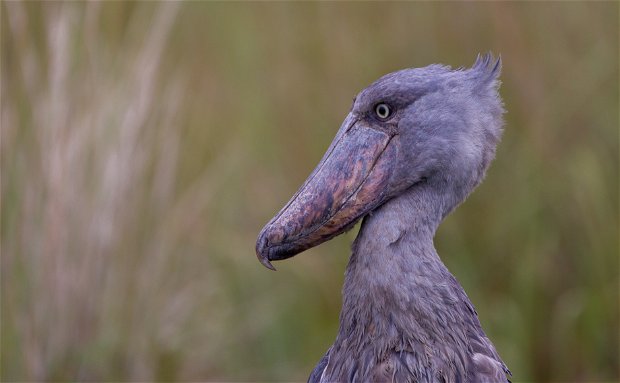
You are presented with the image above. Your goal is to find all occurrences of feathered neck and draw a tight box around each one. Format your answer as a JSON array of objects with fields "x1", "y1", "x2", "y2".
[{"x1": 321, "y1": 181, "x2": 504, "y2": 382}]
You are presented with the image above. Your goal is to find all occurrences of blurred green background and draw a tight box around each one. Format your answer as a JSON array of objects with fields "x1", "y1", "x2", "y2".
[{"x1": 1, "y1": 2, "x2": 618, "y2": 382}]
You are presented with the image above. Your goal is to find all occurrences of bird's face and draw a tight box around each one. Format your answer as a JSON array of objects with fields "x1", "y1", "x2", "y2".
[{"x1": 256, "y1": 57, "x2": 503, "y2": 270}]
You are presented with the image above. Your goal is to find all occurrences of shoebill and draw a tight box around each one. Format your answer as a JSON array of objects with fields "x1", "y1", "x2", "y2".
[{"x1": 256, "y1": 54, "x2": 511, "y2": 383}]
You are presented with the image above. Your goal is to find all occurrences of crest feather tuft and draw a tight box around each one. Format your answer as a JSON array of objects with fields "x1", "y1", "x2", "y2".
[{"x1": 471, "y1": 52, "x2": 502, "y2": 85}]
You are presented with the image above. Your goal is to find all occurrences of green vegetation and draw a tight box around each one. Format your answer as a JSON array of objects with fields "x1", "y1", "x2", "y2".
[{"x1": 2, "y1": 2, "x2": 618, "y2": 381}]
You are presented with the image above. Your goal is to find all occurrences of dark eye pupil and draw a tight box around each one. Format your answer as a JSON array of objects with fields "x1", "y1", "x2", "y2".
[{"x1": 376, "y1": 103, "x2": 390, "y2": 119}]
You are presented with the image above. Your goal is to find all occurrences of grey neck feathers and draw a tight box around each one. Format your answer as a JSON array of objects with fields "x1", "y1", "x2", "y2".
[{"x1": 324, "y1": 180, "x2": 490, "y2": 381}]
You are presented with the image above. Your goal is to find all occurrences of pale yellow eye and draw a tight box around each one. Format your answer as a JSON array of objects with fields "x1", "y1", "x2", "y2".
[{"x1": 374, "y1": 103, "x2": 391, "y2": 120}]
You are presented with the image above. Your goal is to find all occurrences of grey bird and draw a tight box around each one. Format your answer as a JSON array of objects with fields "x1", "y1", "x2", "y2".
[{"x1": 256, "y1": 54, "x2": 511, "y2": 383}]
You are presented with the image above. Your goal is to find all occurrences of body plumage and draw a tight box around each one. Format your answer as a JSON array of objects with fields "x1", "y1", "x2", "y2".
[{"x1": 257, "y1": 54, "x2": 510, "y2": 383}]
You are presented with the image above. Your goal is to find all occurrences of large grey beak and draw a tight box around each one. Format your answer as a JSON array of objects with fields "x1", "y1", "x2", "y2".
[{"x1": 255, "y1": 114, "x2": 398, "y2": 270}]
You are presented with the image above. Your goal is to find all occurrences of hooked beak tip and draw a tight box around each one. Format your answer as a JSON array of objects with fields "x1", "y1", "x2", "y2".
[
  {"x1": 256, "y1": 232, "x2": 277, "y2": 271},
  {"x1": 259, "y1": 256, "x2": 277, "y2": 271}
]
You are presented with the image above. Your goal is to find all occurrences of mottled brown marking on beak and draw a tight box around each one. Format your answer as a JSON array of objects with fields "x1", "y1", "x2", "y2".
[{"x1": 256, "y1": 116, "x2": 397, "y2": 270}]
